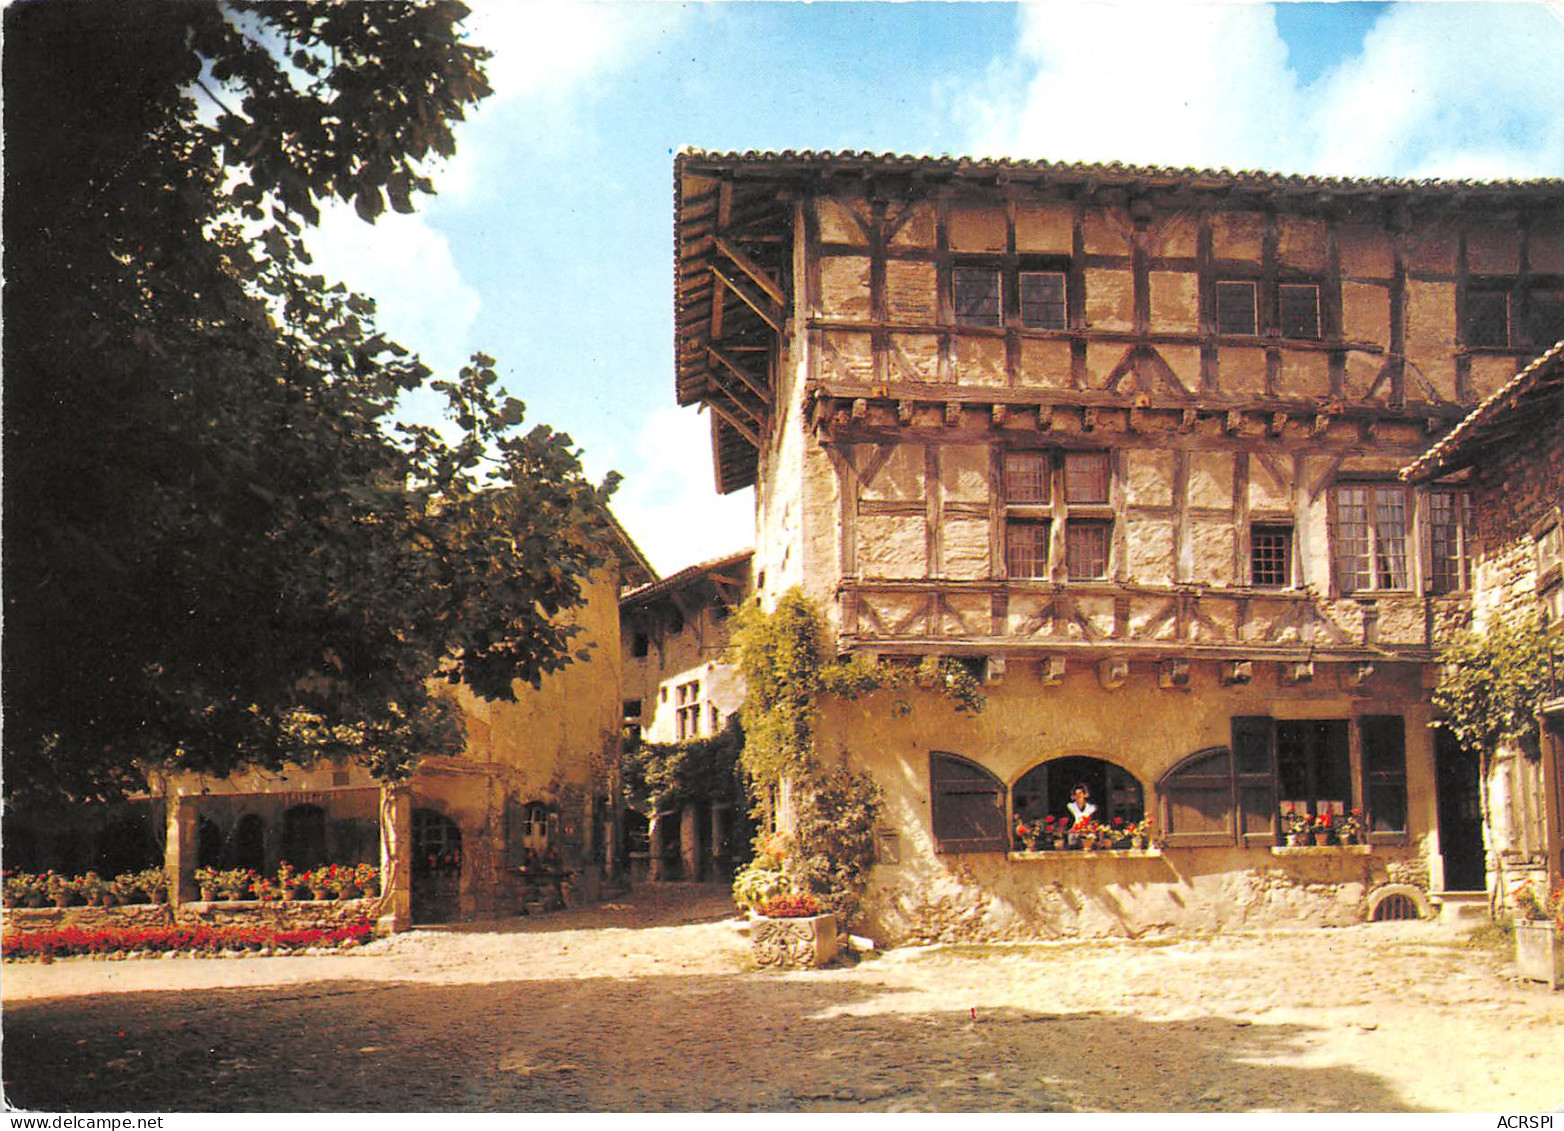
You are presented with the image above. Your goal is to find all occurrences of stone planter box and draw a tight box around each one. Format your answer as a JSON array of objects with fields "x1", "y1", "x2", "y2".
[
  {"x1": 751, "y1": 913, "x2": 839, "y2": 968},
  {"x1": 1514, "y1": 922, "x2": 1562, "y2": 987}
]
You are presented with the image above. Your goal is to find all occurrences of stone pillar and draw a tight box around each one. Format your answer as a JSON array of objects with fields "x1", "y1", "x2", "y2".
[
  {"x1": 648, "y1": 813, "x2": 664, "y2": 881},
  {"x1": 378, "y1": 783, "x2": 413, "y2": 935},
  {"x1": 680, "y1": 803, "x2": 700, "y2": 882},
  {"x1": 165, "y1": 794, "x2": 198, "y2": 906}
]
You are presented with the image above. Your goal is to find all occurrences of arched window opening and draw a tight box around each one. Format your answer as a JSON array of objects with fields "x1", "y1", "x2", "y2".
[
  {"x1": 230, "y1": 813, "x2": 267, "y2": 873},
  {"x1": 412, "y1": 808, "x2": 462, "y2": 874},
  {"x1": 282, "y1": 804, "x2": 327, "y2": 870},
  {"x1": 929, "y1": 752, "x2": 1008, "y2": 853},
  {"x1": 196, "y1": 816, "x2": 223, "y2": 868},
  {"x1": 1012, "y1": 756, "x2": 1144, "y2": 845}
]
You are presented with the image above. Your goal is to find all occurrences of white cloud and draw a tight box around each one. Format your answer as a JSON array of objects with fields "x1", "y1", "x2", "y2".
[
  {"x1": 1308, "y1": 3, "x2": 1564, "y2": 178},
  {"x1": 608, "y1": 406, "x2": 755, "y2": 576},
  {"x1": 303, "y1": 204, "x2": 482, "y2": 380},
  {"x1": 963, "y1": 2, "x2": 1304, "y2": 171},
  {"x1": 463, "y1": 0, "x2": 659, "y2": 104},
  {"x1": 958, "y1": 0, "x2": 1564, "y2": 179}
]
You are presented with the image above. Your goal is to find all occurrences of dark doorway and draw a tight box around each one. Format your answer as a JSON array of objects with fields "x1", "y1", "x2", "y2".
[
  {"x1": 411, "y1": 808, "x2": 462, "y2": 924},
  {"x1": 1435, "y1": 729, "x2": 1486, "y2": 892}
]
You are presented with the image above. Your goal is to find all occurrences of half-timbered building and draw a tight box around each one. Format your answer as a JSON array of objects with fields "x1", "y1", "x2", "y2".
[{"x1": 673, "y1": 148, "x2": 1564, "y2": 941}]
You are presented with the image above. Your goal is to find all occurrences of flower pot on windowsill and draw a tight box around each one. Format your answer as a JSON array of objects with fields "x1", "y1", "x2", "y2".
[
  {"x1": 751, "y1": 913, "x2": 840, "y2": 969},
  {"x1": 1514, "y1": 922, "x2": 1563, "y2": 987}
]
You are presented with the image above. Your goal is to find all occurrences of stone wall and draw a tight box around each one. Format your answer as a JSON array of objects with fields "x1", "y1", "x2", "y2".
[
  {"x1": 819, "y1": 658, "x2": 1439, "y2": 944},
  {"x1": 1468, "y1": 412, "x2": 1564, "y2": 633},
  {"x1": 4, "y1": 897, "x2": 376, "y2": 934},
  {"x1": 869, "y1": 846, "x2": 1420, "y2": 945}
]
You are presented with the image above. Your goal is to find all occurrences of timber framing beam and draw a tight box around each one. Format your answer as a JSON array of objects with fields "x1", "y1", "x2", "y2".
[
  {"x1": 705, "y1": 397, "x2": 761, "y2": 447},
  {"x1": 707, "y1": 345, "x2": 773, "y2": 405},
  {"x1": 714, "y1": 236, "x2": 787, "y2": 308},
  {"x1": 711, "y1": 264, "x2": 783, "y2": 332}
]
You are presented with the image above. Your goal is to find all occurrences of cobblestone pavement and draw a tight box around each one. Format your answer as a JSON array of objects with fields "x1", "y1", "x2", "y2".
[{"x1": 3, "y1": 886, "x2": 1560, "y2": 1112}]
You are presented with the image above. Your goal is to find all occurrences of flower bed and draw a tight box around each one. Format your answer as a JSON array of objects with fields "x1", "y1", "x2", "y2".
[{"x1": 2, "y1": 920, "x2": 373, "y2": 961}]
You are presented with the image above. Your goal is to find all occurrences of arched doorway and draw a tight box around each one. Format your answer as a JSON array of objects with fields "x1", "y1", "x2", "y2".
[{"x1": 411, "y1": 808, "x2": 462, "y2": 923}]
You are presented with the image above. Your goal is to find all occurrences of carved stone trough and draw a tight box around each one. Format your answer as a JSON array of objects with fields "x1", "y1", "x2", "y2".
[{"x1": 751, "y1": 912, "x2": 840, "y2": 968}]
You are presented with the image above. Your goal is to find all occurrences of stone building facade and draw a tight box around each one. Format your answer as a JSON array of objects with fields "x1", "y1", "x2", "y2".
[
  {"x1": 672, "y1": 149, "x2": 1564, "y2": 941},
  {"x1": 620, "y1": 550, "x2": 752, "y2": 882},
  {"x1": 6, "y1": 521, "x2": 656, "y2": 930},
  {"x1": 1404, "y1": 340, "x2": 1564, "y2": 908}
]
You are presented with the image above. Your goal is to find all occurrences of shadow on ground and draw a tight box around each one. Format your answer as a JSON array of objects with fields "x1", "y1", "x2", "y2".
[{"x1": 2, "y1": 967, "x2": 1423, "y2": 1113}]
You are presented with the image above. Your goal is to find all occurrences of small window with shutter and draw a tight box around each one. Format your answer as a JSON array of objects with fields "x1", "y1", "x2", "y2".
[{"x1": 929, "y1": 752, "x2": 1008, "y2": 853}]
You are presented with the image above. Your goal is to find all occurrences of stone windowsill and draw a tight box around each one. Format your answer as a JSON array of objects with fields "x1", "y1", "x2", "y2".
[
  {"x1": 1008, "y1": 848, "x2": 1163, "y2": 861},
  {"x1": 1270, "y1": 845, "x2": 1374, "y2": 857}
]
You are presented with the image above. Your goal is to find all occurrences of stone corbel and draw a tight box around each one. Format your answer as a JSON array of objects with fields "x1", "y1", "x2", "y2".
[
  {"x1": 1098, "y1": 657, "x2": 1129, "y2": 690},
  {"x1": 984, "y1": 656, "x2": 1007, "y2": 684},
  {"x1": 1038, "y1": 655, "x2": 1066, "y2": 686},
  {"x1": 1220, "y1": 659, "x2": 1254, "y2": 686},
  {"x1": 1346, "y1": 661, "x2": 1375, "y2": 689},
  {"x1": 1157, "y1": 658, "x2": 1191, "y2": 690},
  {"x1": 1282, "y1": 659, "x2": 1315, "y2": 685}
]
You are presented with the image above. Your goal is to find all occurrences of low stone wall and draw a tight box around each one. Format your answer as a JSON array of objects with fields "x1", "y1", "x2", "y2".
[
  {"x1": 4, "y1": 897, "x2": 379, "y2": 934},
  {"x1": 861, "y1": 845, "x2": 1427, "y2": 945}
]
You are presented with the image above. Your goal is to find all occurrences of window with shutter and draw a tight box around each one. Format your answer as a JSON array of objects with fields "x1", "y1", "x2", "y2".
[
  {"x1": 1158, "y1": 746, "x2": 1236, "y2": 847},
  {"x1": 929, "y1": 751, "x2": 1008, "y2": 853},
  {"x1": 1232, "y1": 716, "x2": 1279, "y2": 846},
  {"x1": 1361, "y1": 715, "x2": 1407, "y2": 835}
]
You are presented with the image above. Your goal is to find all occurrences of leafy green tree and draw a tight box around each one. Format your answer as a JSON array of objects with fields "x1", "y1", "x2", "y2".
[{"x1": 3, "y1": 0, "x2": 617, "y2": 801}]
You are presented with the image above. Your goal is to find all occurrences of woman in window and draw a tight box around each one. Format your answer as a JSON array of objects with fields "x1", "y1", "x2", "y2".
[{"x1": 1065, "y1": 783, "x2": 1097, "y2": 846}]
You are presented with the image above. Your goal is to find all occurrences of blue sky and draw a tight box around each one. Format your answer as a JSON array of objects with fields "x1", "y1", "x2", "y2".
[{"x1": 304, "y1": 0, "x2": 1564, "y2": 575}]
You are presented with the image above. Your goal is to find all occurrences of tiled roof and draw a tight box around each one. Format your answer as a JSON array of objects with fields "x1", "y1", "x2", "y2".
[
  {"x1": 1402, "y1": 338, "x2": 1564, "y2": 482},
  {"x1": 621, "y1": 548, "x2": 753, "y2": 607},
  {"x1": 676, "y1": 147, "x2": 1564, "y2": 195}
]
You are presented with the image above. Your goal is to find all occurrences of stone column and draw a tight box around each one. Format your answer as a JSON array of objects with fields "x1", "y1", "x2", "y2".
[
  {"x1": 165, "y1": 793, "x2": 198, "y2": 907},
  {"x1": 648, "y1": 813, "x2": 664, "y2": 881},
  {"x1": 378, "y1": 783, "x2": 413, "y2": 935},
  {"x1": 680, "y1": 803, "x2": 700, "y2": 881}
]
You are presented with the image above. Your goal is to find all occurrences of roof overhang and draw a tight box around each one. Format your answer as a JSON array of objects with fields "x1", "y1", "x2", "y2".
[
  {"x1": 675, "y1": 147, "x2": 1564, "y2": 493},
  {"x1": 1403, "y1": 339, "x2": 1564, "y2": 482}
]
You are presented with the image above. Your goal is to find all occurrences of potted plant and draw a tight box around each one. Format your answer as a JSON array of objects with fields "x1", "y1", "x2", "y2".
[
  {"x1": 310, "y1": 865, "x2": 343, "y2": 900},
  {"x1": 1513, "y1": 882, "x2": 1563, "y2": 987},
  {"x1": 1132, "y1": 817, "x2": 1157, "y2": 850},
  {"x1": 353, "y1": 862, "x2": 380, "y2": 898},
  {"x1": 42, "y1": 871, "x2": 75, "y2": 908},
  {"x1": 4, "y1": 872, "x2": 44, "y2": 908},
  {"x1": 1281, "y1": 805, "x2": 1308, "y2": 846},
  {"x1": 1310, "y1": 811, "x2": 1335, "y2": 846},
  {"x1": 76, "y1": 872, "x2": 110, "y2": 907},
  {"x1": 1014, "y1": 817, "x2": 1038, "y2": 852},
  {"x1": 193, "y1": 866, "x2": 221, "y2": 902},
  {"x1": 138, "y1": 867, "x2": 169, "y2": 903},
  {"x1": 112, "y1": 872, "x2": 145, "y2": 905},
  {"x1": 1340, "y1": 809, "x2": 1365, "y2": 846},
  {"x1": 249, "y1": 876, "x2": 279, "y2": 902},
  {"x1": 277, "y1": 862, "x2": 308, "y2": 900},
  {"x1": 750, "y1": 891, "x2": 840, "y2": 968}
]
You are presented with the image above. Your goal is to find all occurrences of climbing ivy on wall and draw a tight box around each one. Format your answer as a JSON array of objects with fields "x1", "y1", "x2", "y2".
[
  {"x1": 727, "y1": 589, "x2": 984, "y2": 921},
  {"x1": 1433, "y1": 613, "x2": 1564, "y2": 764},
  {"x1": 620, "y1": 718, "x2": 745, "y2": 816}
]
